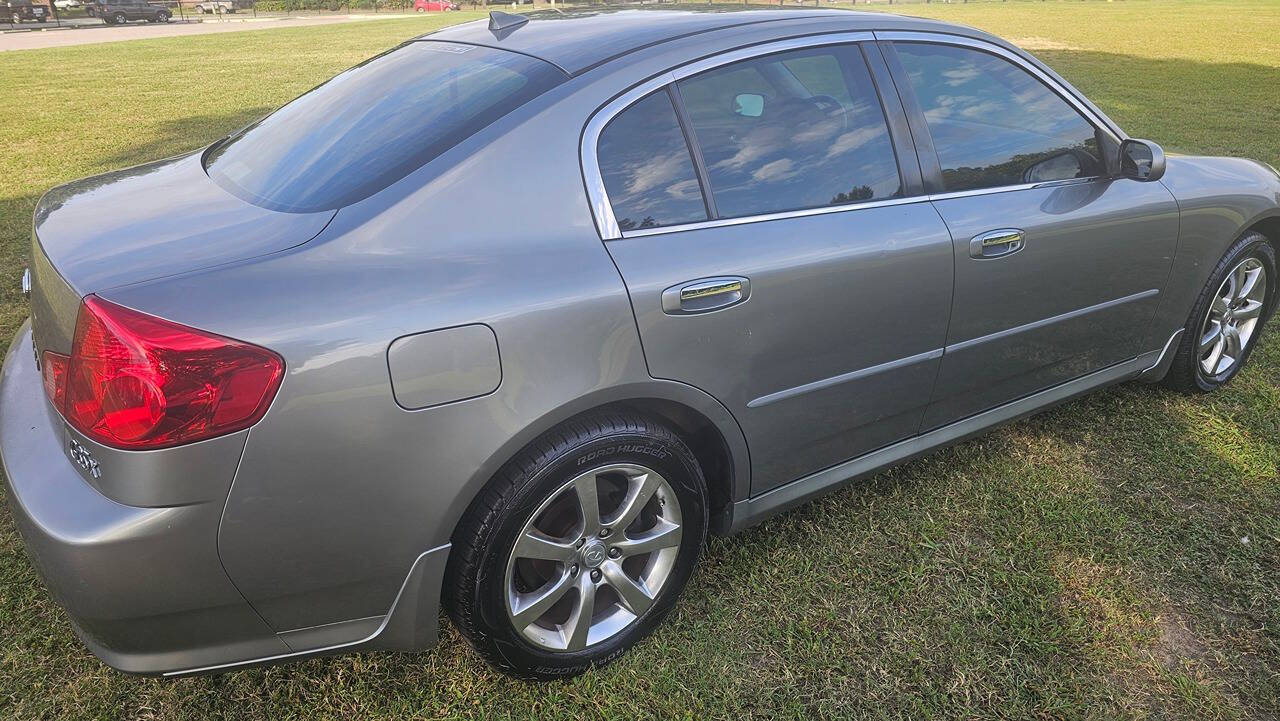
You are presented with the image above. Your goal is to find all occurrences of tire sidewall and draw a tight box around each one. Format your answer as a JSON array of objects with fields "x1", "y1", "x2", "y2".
[
  {"x1": 471, "y1": 429, "x2": 707, "y2": 678},
  {"x1": 1190, "y1": 236, "x2": 1277, "y2": 391}
]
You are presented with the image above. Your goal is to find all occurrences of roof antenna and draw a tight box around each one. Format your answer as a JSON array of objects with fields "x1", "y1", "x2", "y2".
[{"x1": 488, "y1": 11, "x2": 529, "y2": 38}]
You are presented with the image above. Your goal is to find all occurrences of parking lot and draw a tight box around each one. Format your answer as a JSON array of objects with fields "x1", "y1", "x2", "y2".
[{"x1": 1, "y1": 9, "x2": 453, "y2": 51}]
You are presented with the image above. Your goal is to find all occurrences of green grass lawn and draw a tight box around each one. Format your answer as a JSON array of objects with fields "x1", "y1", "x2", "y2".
[{"x1": 1, "y1": 2, "x2": 1278, "y2": 719}]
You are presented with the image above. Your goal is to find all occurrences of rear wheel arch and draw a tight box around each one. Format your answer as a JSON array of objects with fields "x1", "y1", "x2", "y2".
[
  {"x1": 442, "y1": 388, "x2": 748, "y2": 564},
  {"x1": 595, "y1": 398, "x2": 736, "y2": 532}
]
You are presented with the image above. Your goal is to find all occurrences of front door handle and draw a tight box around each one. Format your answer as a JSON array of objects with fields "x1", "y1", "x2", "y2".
[
  {"x1": 661, "y1": 276, "x2": 750, "y2": 315},
  {"x1": 970, "y1": 228, "x2": 1025, "y2": 259}
]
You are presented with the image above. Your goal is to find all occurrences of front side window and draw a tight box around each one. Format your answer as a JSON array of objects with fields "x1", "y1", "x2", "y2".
[
  {"x1": 676, "y1": 44, "x2": 902, "y2": 219},
  {"x1": 205, "y1": 41, "x2": 566, "y2": 213},
  {"x1": 893, "y1": 42, "x2": 1105, "y2": 192},
  {"x1": 596, "y1": 90, "x2": 708, "y2": 232}
]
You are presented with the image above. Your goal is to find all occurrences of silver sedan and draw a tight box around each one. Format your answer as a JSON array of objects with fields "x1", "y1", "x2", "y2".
[{"x1": 2, "y1": 7, "x2": 1277, "y2": 679}]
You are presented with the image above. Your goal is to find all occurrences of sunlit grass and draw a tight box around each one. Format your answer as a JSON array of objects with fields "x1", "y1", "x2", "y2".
[{"x1": 1, "y1": 2, "x2": 1277, "y2": 719}]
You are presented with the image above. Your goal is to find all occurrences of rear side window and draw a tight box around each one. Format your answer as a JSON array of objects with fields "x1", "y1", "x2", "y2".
[
  {"x1": 596, "y1": 90, "x2": 709, "y2": 231},
  {"x1": 893, "y1": 42, "x2": 1105, "y2": 192},
  {"x1": 204, "y1": 42, "x2": 566, "y2": 213},
  {"x1": 676, "y1": 44, "x2": 902, "y2": 219}
]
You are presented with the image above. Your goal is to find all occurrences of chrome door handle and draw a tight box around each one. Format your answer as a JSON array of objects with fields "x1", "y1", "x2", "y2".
[
  {"x1": 661, "y1": 276, "x2": 750, "y2": 315},
  {"x1": 970, "y1": 229, "x2": 1025, "y2": 259}
]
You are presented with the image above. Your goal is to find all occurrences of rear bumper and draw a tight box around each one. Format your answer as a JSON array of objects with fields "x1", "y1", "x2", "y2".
[{"x1": 0, "y1": 320, "x2": 289, "y2": 674}]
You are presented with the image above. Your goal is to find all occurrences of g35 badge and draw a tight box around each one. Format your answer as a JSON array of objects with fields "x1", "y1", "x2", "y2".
[{"x1": 68, "y1": 438, "x2": 102, "y2": 480}]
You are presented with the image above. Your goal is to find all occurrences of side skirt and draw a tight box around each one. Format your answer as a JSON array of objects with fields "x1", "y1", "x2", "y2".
[{"x1": 724, "y1": 347, "x2": 1164, "y2": 534}]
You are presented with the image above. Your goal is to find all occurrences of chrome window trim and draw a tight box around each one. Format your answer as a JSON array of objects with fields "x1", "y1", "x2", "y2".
[
  {"x1": 620, "y1": 195, "x2": 927, "y2": 239},
  {"x1": 621, "y1": 177, "x2": 1107, "y2": 239},
  {"x1": 581, "y1": 32, "x2": 875, "y2": 241},
  {"x1": 580, "y1": 30, "x2": 1119, "y2": 242},
  {"x1": 874, "y1": 31, "x2": 1123, "y2": 148}
]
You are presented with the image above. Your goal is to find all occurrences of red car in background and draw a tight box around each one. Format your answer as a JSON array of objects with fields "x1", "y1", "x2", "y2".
[{"x1": 413, "y1": 0, "x2": 457, "y2": 10}]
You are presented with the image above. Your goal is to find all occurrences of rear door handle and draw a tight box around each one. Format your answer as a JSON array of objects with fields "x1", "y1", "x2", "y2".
[
  {"x1": 970, "y1": 228, "x2": 1025, "y2": 259},
  {"x1": 661, "y1": 276, "x2": 750, "y2": 315}
]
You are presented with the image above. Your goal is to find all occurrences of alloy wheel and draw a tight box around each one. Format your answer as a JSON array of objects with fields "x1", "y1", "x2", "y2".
[
  {"x1": 504, "y1": 463, "x2": 683, "y2": 652},
  {"x1": 1199, "y1": 257, "x2": 1268, "y2": 378}
]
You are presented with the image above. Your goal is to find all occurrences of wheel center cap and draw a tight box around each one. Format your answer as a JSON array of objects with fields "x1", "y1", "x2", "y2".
[{"x1": 581, "y1": 541, "x2": 607, "y2": 568}]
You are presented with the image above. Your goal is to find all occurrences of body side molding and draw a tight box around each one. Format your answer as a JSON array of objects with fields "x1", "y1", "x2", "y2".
[{"x1": 724, "y1": 347, "x2": 1163, "y2": 534}]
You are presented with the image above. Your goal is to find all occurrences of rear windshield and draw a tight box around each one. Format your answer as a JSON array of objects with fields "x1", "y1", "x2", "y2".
[{"x1": 204, "y1": 41, "x2": 566, "y2": 213}]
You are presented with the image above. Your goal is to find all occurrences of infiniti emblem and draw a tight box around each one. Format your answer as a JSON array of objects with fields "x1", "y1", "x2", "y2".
[{"x1": 581, "y1": 541, "x2": 607, "y2": 568}]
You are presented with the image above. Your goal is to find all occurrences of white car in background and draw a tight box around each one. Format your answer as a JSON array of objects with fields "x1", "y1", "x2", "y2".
[
  {"x1": 53, "y1": 0, "x2": 82, "y2": 8},
  {"x1": 193, "y1": 0, "x2": 234, "y2": 12}
]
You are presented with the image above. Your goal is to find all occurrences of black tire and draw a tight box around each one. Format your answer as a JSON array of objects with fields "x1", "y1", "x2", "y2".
[
  {"x1": 1163, "y1": 231, "x2": 1276, "y2": 392},
  {"x1": 111, "y1": 11, "x2": 126, "y2": 22},
  {"x1": 445, "y1": 410, "x2": 708, "y2": 680},
  {"x1": 158, "y1": 10, "x2": 169, "y2": 20}
]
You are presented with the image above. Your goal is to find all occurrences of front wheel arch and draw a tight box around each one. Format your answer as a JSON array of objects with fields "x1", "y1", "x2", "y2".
[
  {"x1": 1246, "y1": 213, "x2": 1280, "y2": 264},
  {"x1": 1163, "y1": 230, "x2": 1277, "y2": 392}
]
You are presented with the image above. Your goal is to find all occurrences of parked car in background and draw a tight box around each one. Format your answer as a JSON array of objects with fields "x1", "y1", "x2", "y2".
[
  {"x1": 192, "y1": 0, "x2": 234, "y2": 13},
  {"x1": 91, "y1": 0, "x2": 169, "y2": 22},
  {"x1": 53, "y1": 0, "x2": 82, "y2": 9},
  {"x1": 413, "y1": 0, "x2": 457, "y2": 11},
  {"x1": 5, "y1": 8, "x2": 1279, "y2": 682},
  {"x1": 4, "y1": 0, "x2": 51, "y2": 22}
]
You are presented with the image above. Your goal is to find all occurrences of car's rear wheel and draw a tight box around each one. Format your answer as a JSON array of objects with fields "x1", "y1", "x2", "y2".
[
  {"x1": 157, "y1": 10, "x2": 169, "y2": 21},
  {"x1": 111, "y1": 11, "x2": 126, "y2": 22},
  {"x1": 445, "y1": 410, "x2": 707, "y2": 679},
  {"x1": 1164, "y1": 231, "x2": 1276, "y2": 392}
]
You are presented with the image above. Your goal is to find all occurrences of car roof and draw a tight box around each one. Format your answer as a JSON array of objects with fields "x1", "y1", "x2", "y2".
[{"x1": 422, "y1": 7, "x2": 985, "y2": 76}]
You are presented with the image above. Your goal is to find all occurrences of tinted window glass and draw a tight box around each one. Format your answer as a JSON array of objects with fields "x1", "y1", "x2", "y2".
[
  {"x1": 597, "y1": 90, "x2": 708, "y2": 231},
  {"x1": 677, "y1": 45, "x2": 901, "y2": 219},
  {"x1": 205, "y1": 42, "x2": 565, "y2": 213},
  {"x1": 894, "y1": 43, "x2": 1104, "y2": 192}
]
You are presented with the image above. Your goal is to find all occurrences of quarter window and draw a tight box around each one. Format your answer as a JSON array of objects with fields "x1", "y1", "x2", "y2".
[
  {"x1": 676, "y1": 44, "x2": 902, "y2": 219},
  {"x1": 597, "y1": 90, "x2": 709, "y2": 232},
  {"x1": 893, "y1": 43, "x2": 1105, "y2": 192}
]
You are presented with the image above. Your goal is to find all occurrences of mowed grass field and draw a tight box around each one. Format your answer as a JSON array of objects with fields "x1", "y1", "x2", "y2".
[{"x1": 1, "y1": 1, "x2": 1278, "y2": 718}]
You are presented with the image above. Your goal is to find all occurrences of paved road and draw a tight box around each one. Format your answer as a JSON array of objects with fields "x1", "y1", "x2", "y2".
[{"x1": 0, "y1": 12, "x2": 443, "y2": 51}]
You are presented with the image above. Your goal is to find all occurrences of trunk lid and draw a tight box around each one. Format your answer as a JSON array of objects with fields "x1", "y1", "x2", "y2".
[{"x1": 29, "y1": 151, "x2": 334, "y2": 355}]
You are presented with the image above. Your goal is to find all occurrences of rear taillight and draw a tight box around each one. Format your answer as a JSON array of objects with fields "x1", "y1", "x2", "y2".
[
  {"x1": 41, "y1": 350, "x2": 68, "y2": 409},
  {"x1": 43, "y1": 295, "x2": 283, "y2": 450}
]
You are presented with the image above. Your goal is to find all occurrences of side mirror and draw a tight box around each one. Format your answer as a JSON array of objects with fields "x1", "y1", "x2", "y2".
[
  {"x1": 732, "y1": 93, "x2": 765, "y2": 118},
  {"x1": 1119, "y1": 138, "x2": 1166, "y2": 182}
]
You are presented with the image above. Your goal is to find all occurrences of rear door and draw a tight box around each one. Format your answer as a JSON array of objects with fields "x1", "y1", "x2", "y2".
[
  {"x1": 589, "y1": 38, "x2": 955, "y2": 494},
  {"x1": 879, "y1": 36, "x2": 1180, "y2": 429}
]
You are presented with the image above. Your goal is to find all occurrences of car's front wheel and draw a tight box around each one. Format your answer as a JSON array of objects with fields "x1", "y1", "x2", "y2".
[
  {"x1": 445, "y1": 410, "x2": 707, "y2": 679},
  {"x1": 111, "y1": 11, "x2": 126, "y2": 23},
  {"x1": 1165, "y1": 231, "x2": 1276, "y2": 392}
]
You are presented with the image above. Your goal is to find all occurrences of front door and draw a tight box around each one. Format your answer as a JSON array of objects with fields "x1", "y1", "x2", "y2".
[
  {"x1": 590, "y1": 41, "x2": 955, "y2": 493},
  {"x1": 882, "y1": 39, "x2": 1180, "y2": 429}
]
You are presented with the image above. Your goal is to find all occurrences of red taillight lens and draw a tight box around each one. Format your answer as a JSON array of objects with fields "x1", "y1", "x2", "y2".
[
  {"x1": 41, "y1": 350, "x2": 69, "y2": 409},
  {"x1": 59, "y1": 296, "x2": 284, "y2": 450}
]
